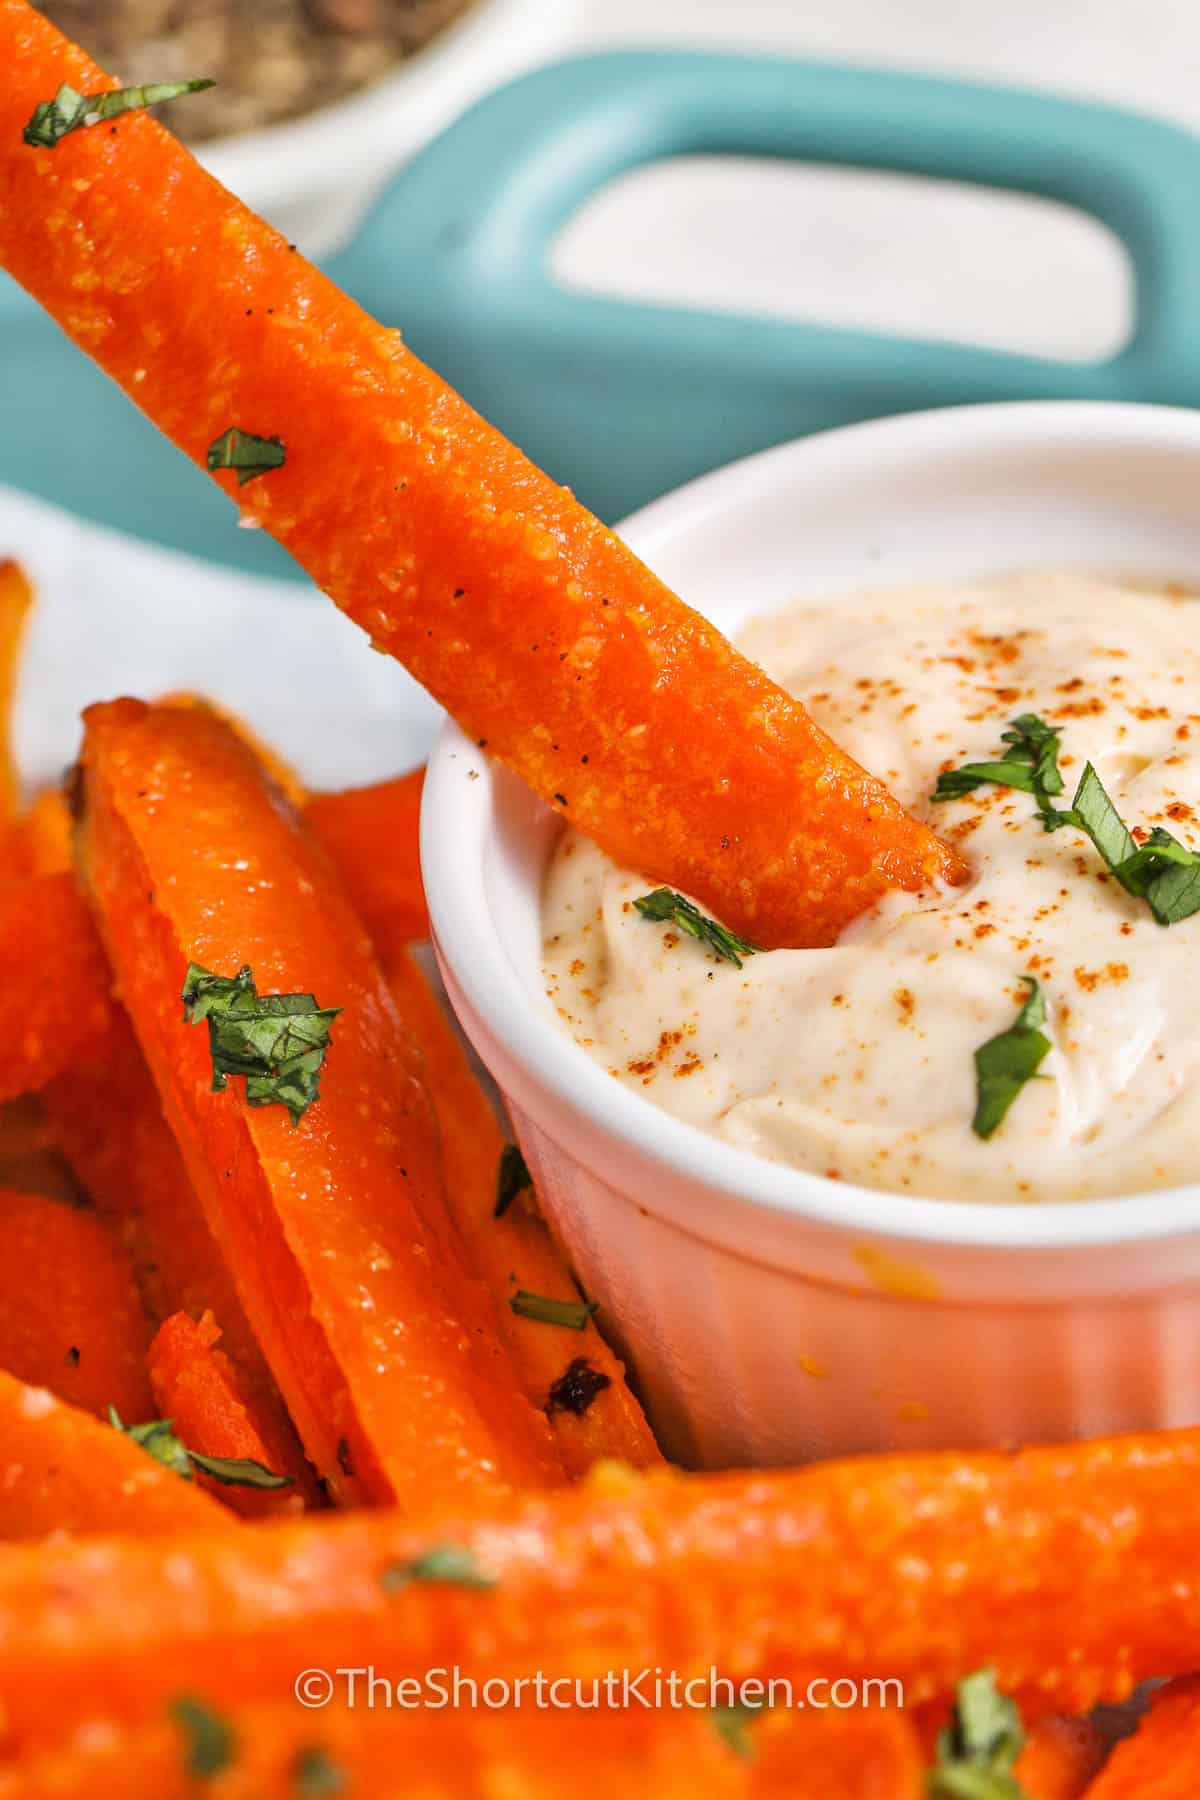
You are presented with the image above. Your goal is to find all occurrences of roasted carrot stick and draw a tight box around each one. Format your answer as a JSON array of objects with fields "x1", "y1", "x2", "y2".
[
  {"x1": 307, "y1": 770, "x2": 428, "y2": 956},
  {"x1": 0, "y1": 1, "x2": 963, "y2": 950},
  {"x1": 3, "y1": 1428, "x2": 1200, "y2": 1743},
  {"x1": 0, "y1": 1696, "x2": 924, "y2": 1799},
  {"x1": 1017, "y1": 1717, "x2": 1110, "y2": 1800},
  {"x1": 0, "y1": 1186, "x2": 153, "y2": 1420},
  {"x1": 0, "y1": 870, "x2": 114, "y2": 1102},
  {"x1": 78, "y1": 699, "x2": 561, "y2": 1507},
  {"x1": 0, "y1": 1095, "x2": 78, "y2": 1202},
  {"x1": 160, "y1": 691, "x2": 307, "y2": 809},
  {"x1": 386, "y1": 945, "x2": 660, "y2": 1475},
  {"x1": 147, "y1": 1310, "x2": 317, "y2": 1517},
  {"x1": 8, "y1": 786, "x2": 72, "y2": 878},
  {"x1": 42, "y1": 1004, "x2": 303, "y2": 1464},
  {"x1": 1078, "y1": 1677, "x2": 1200, "y2": 1798},
  {"x1": 0, "y1": 1367, "x2": 229, "y2": 1539},
  {"x1": 0, "y1": 560, "x2": 31, "y2": 830}
]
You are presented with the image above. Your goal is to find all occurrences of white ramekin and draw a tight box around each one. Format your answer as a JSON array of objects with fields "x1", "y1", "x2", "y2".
[
  {"x1": 199, "y1": 0, "x2": 580, "y2": 253},
  {"x1": 423, "y1": 402, "x2": 1200, "y2": 1469}
]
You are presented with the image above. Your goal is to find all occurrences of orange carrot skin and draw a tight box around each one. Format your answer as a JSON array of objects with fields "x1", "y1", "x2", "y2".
[
  {"x1": 307, "y1": 770, "x2": 428, "y2": 956},
  {"x1": 0, "y1": 1697, "x2": 923, "y2": 1799},
  {"x1": 0, "y1": 560, "x2": 32, "y2": 828},
  {"x1": 160, "y1": 691, "x2": 307, "y2": 809},
  {"x1": 8, "y1": 787, "x2": 73, "y2": 879},
  {"x1": 386, "y1": 946, "x2": 661, "y2": 1475},
  {"x1": 1079, "y1": 1677, "x2": 1200, "y2": 1799},
  {"x1": 147, "y1": 1310, "x2": 317, "y2": 1517},
  {"x1": 78, "y1": 699, "x2": 561, "y2": 1508},
  {"x1": 0, "y1": 1186, "x2": 153, "y2": 1421},
  {"x1": 42, "y1": 1005, "x2": 303, "y2": 1468},
  {"x1": 1017, "y1": 1717, "x2": 1111, "y2": 1800},
  {"x1": 4, "y1": 1431, "x2": 1200, "y2": 1743},
  {"x1": 0, "y1": 1095, "x2": 79, "y2": 1203},
  {"x1": 0, "y1": 2, "x2": 963, "y2": 950},
  {"x1": 0, "y1": 871, "x2": 114, "y2": 1103},
  {"x1": 0, "y1": 1367, "x2": 229, "y2": 1540}
]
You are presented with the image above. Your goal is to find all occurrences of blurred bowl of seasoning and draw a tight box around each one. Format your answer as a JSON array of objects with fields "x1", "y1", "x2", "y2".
[{"x1": 33, "y1": 0, "x2": 580, "y2": 251}]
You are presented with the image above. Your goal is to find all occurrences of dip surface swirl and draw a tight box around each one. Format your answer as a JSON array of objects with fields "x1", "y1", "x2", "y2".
[{"x1": 541, "y1": 573, "x2": 1200, "y2": 1203}]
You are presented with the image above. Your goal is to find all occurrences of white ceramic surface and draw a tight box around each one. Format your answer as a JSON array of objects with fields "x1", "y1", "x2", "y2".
[
  {"x1": 199, "y1": 0, "x2": 579, "y2": 253},
  {"x1": 424, "y1": 401, "x2": 1200, "y2": 1469}
]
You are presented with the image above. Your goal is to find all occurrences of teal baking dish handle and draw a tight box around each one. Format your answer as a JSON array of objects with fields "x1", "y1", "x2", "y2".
[
  {"x1": 4, "y1": 50, "x2": 1200, "y2": 574},
  {"x1": 335, "y1": 51, "x2": 1200, "y2": 520}
]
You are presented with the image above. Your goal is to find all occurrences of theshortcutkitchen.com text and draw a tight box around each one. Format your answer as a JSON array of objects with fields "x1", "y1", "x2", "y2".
[{"x1": 292, "y1": 1667, "x2": 905, "y2": 1712}]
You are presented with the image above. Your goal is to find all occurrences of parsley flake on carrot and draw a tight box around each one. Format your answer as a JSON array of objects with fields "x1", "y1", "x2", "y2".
[
  {"x1": 205, "y1": 427, "x2": 286, "y2": 487},
  {"x1": 930, "y1": 1668, "x2": 1028, "y2": 1799},
  {"x1": 510, "y1": 1291, "x2": 598, "y2": 1331},
  {"x1": 23, "y1": 77, "x2": 213, "y2": 148},
  {"x1": 378, "y1": 1544, "x2": 498, "y2": 1594},
  {"x1": 182, "y1": 962, "x2": 339, "y2": 1126},
  {"x1": 108, "y1": 1406, "x2": 292, "y2": 1491},
  {"x1": 170, "y1": 1695, "x2": 235, "y2": 1779}
]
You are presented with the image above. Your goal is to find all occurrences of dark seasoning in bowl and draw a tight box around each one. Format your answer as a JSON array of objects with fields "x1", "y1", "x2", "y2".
[{"x1": 34, "y1": 0, "x2": 475, "y2": 141}]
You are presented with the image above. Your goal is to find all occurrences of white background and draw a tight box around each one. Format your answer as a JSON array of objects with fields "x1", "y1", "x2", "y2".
[{"x1": 550, "y1": 0, "x2": 1200, "y2": 362}]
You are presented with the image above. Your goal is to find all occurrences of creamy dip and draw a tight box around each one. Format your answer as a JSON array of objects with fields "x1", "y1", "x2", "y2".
[{"x1": 541, "y1": 573, "x2": 1200, "y2": 1203}]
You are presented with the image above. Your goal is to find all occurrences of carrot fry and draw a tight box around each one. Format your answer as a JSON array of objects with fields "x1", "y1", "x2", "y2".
[
  {"x1": 0, "y1": 2, "x2": 963, "y2": 950},
  {"x1": 1017, "y1": 1716, "x2": 1111, "y2": 1800},
  {"x1": 0, "y1": 1095, "x2": 79, "y2": 1203},
  {"x1": 386, "y1": 945, "x2": 660, "y2": 1475},
  {"x1": 8, "y1": 786, "x2": 73, "y2": 878},
  {"x1": 0, "y1": 1186, "x2": 153, "y2": 1420},
  {"x1": 0, "y1": 1696, "x2": 923, "y2": 1799},
  {"x1": 159, "y1": 691, "x2": 307, "y2": 809},
  {"x1": 1079, "y1": 1677, "x2": 1200, "y2": 1798},
  {"x1": 0, "y1": 1367, "x2": 229, "y2": 1539},
  {"x1": 42, "y1": 1005, "x2": 305, "y2": 1476},
  {"x1": 0, "y1": 870, "x2": 114, "y2": 1103},
  {"x1": 307, "y1": 770, "x2": 428, "y2": 956},
  {"x1": 2, "y1": 1430, "x2": 1200, "y2": 1743},
  {"x1": 147, "y1": 1310, "x2": 317, "y2": 1517},
  {"x1": 0, "y1": 560, "x2": 32, "y2": 829},
  {"x1": 78, "y1": 699, "x2": 561, "y2": 1508}
]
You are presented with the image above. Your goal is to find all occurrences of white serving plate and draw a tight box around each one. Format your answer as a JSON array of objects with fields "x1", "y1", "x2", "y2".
[
  {"x1": 1, "y1": 484, "x2": 440, "y2": 792},
  {"x1": 423, "y1": 401, "x2": 1200, "y2": 1468}
]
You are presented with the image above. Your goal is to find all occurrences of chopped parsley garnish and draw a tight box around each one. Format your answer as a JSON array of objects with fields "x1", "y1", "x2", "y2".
[
  {"x1": 1068, "y1": 765, "x2": 1200, "y2": 925},
  {"x1": 509, "y1": 1289, "x2": 598, "y2": 1331},
  {"x1": 293, "y1": 1747, "x2": 347, "y2": 1798},
  {"x1": 934, "y1": 712, "x2": 1065, "y2": 827},
  {"x1": 170, "y1": 1695, "x2": 235, "y2": 1779},
  {"x1": 188, "y1": 1450, "x2": 294, "y2": 1490},
  {"x1": 182, "y1": 962, "x2": 340, "y2": 1125},
  {"x1": 546, "y1": 1357, "x2": 612, "y2": 1417},
  {"x1": 633, "y1": 888, "x2": 759, "y2": 968},
  {"x1": 709, "y1": 1701, "x2": 767, "y2": 1761},
  {"x1": 206, "y1": 427, "x2": 287, "y2": 487},
  {"x1": 494, "y1": 1142, "x2": 533, "y2": 1219},
  {"x1": 24, "y1": 79, "x2": 214, "y2": 149},
  {"x1": 930, "y1": 1668, "x2": 1028, "y2": 1799},
  {"x1": 109, "y1": 1407, "x2": 292, "y2": 1490},
  {"x1": 935, "y1": 715, "x2": 1200, "y2": 925},
  {"x1": 379, "y1": 1543, "x2": 497, "y2": 1593},
  {"x1": 972, "y1": 979, "x2": 1052, "y2": 1142}
]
